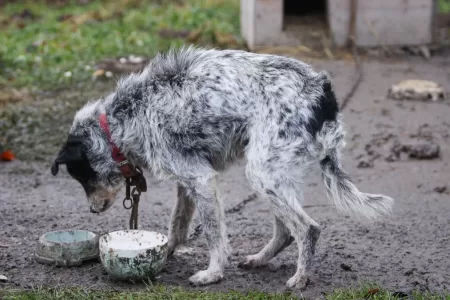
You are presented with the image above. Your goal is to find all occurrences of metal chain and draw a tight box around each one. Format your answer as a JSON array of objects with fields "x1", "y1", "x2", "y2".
[
  {"x1": 122, "y1": 168, "x2": 146, "y2": 230},
  {"x1": 123, "y1": 177, "x2": 133, "y2": 209},
  {"x1": 129, "y1": 188, "x2": 141, "y2": 230}
]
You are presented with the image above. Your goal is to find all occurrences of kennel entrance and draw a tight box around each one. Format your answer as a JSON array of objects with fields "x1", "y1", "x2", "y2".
[{"x1": 240, "y1": 0, "x2": 434, "y2": 49}]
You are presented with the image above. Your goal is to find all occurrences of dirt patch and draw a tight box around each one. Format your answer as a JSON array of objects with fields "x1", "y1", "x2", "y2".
[{"x1": 1, "y1": 56, "x2": 450, "y2": 298}]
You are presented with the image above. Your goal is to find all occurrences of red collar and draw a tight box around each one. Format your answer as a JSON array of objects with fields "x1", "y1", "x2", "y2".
[{"x1": 99, "y1": 113, "x2": 137, "y2": 178}]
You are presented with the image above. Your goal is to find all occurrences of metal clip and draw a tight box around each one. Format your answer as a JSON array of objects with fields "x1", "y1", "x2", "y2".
[{"x1": 123, "y1": 177, "x2": 133, "y2": 209}]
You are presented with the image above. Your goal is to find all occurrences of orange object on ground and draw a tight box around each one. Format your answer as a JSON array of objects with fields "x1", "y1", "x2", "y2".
[{"x1": 1, "y1": 150, "x2": 15, "y2": 161}]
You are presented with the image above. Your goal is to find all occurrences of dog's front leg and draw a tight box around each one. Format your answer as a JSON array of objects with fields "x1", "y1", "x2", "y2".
[
  {"x1": 183, "y1": 177, "x2": 230, "y2": 285},
  {"x1": 168, "y1": 183, "x2": 196, "y2": 255}
]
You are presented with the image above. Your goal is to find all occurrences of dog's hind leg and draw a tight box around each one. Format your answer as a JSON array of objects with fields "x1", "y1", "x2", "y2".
[
  {"x1": 183, "y1": 176, "x2": 230, "y2": 285},
  {"x1": 238, "y1": 216, "x2": 293, "y2": 269},
  {"x1": 245, "y1": 156, "x2": 320, "y2": 290},
  {"x1": 168, "y1": 183, "x2": 196, "y2": 255}
]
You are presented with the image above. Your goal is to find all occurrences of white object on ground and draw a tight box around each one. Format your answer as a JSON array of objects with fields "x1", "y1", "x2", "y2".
[
  {"x1": 99, "y1": 230, "x2": 168, "y2": 281},
  {"x1": 174, "y1": 246, "x2": 195, "y2": 255},
  {"x1": 128, "y1": 55, "x2": 144, "y2": 64},
  {"x1": 0, "y1": 275, "x2": 8, "y2": 282},
  {"x1": 388, "y1": 79, "x2": 445, "y2": 101}
]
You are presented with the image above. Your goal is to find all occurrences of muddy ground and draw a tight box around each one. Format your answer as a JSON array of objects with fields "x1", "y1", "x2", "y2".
[{"x1": 1, "y1": 55, "x2": 449, "y2": 299}]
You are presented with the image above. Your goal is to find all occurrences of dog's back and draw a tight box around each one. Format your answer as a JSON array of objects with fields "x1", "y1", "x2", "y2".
[{"x1": 105, "y1": 48, "x2": 340, "y2": 169}]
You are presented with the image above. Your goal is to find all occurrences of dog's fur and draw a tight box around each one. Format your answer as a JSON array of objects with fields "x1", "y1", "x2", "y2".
[{"x1": 51, "y1": 47, "x2": 394, "y2": 289}]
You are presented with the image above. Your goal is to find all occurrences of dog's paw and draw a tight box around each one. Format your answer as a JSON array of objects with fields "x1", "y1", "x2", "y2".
[
  {"x1": 286, "y1": 273, "x2": 309, "y2": 290},
  {"x1": 237, "y1": 254, "x2": 267, "y2": 269},
  {"x1": 189, "y1": 269, "x2": 223, "y2": 285}
]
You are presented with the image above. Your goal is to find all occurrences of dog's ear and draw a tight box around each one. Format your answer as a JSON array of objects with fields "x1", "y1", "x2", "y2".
[
  {"x1": 51, "y1": 160, "x2": 60, "y2": 176},
  {"x1": 51, "y1": 137, "x2": 84, "y2": 176}
]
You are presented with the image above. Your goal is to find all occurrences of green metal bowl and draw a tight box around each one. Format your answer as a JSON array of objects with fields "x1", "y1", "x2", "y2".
[{"x1": 35, "y1": 230, "x2": 99, "y2": 266}]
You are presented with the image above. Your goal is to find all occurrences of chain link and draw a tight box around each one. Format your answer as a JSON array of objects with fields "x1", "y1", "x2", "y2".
[
  {"x1": 122, "y1": 167, "x2": 147, "y2": 229},
  {"x1": 123, "y1": 177, "x2": 133, "y2": 209}
]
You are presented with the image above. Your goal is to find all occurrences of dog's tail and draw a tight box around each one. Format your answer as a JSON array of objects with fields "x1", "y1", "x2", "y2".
[
  {"x1": 320, "y1": 152, "x2": 393, "y2": 220},
  {"x1": 317, "y1": 122, "x2": 394, "y2": 220}
]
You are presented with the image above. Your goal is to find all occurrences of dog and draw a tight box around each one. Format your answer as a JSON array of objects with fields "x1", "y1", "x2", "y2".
[{"x1": 51, "y1": 47, "x2": 393, "y2": 289}]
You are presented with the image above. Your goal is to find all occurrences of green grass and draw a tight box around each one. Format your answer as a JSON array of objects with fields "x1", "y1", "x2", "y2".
[
  {"x1": 0, "y1": 286, "x2": 295, "y2": 300},
  {"x1": 0, "y1": 0, "x2": 241, "y2": 90},
  {"x1": 439, "y1": 0, "x2": 450, "y2": 13},
  {"x1": 326, "y1": 284, "x2": 450, "y2": 300},
  {"x1": 1, "y1": 285, "x2": 449, "y2": 300}
]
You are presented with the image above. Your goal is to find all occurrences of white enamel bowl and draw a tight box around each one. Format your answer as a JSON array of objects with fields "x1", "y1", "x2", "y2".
[{"x1": 99, "y1": 230, "x2": 168, "y2": 280}]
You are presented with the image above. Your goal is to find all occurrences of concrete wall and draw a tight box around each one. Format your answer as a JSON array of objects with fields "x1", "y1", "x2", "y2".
[
  {"x1": 328, "y1": 0, "x2": 433, "y2": 47},
  {"x1": 240, "y1": 0, "x2": 283, "y2": 49}
]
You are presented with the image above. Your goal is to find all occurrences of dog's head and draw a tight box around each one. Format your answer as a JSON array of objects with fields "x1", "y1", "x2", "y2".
[{"x1": 51, "y1": 134, "x2": 123, "y2": 213}]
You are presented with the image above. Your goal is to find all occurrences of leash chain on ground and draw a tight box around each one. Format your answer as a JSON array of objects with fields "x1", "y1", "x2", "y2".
[
  {"x1": 340, "y1": 0, "x2": 363, "y2": 111},
  {"x1": 189, "y1": 193, "x2": 258, "y2": 241},
  {"x1": 225, "y1": 193, "x2": 258, "y2": 214},
  {"x1": 339, "y1": 44, "x2": 363, "y2": 111}
]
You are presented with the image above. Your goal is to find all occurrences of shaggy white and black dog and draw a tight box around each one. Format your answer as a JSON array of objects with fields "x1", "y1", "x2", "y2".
[{"x1": 51, "y1": 47, "x2": 393, "y2": 289}]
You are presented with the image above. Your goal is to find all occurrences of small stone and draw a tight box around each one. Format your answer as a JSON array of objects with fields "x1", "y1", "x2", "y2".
[
  {"x1": 173, "y1": 246, "x2": 195, "y2": 255},
  {"x1": 385, "y1": 153, "x2": 399, "y2": 162},
  {"x1": 334, "y1": 242, "x2": 345, "y2": 250},
  {"x1": 433, "y1": 186, "x2": 447, "y2": 194},
  {"x1": 404, "y1": 268, "x2": 415, "y2": 276},
  {"x1": 128, "y1": 55, "x2": 144, "y2": 64},
  {"x1": 357, "y1": 160, "x2": 373, "y2": 168},
  {"x1": 408, "y1": 142, "x2": 440, "y2": 159},
  {"x1": 340, "y1": 263, "x2": 352, "y2": 271},
  {"x1": 381, "y1": 108, "x2": 390, "y2": 116},
  {"x1": 0, "y1": 275, "x2": 8, "y2": 282}
]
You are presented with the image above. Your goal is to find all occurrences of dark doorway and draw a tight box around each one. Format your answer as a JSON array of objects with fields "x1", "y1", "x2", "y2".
[
  {"x1": 279, "y1": 0, "x2": 330, "y2": 51},
  {"x1": 284, "y1": 0, "x2": 326, "y2": 16}
]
